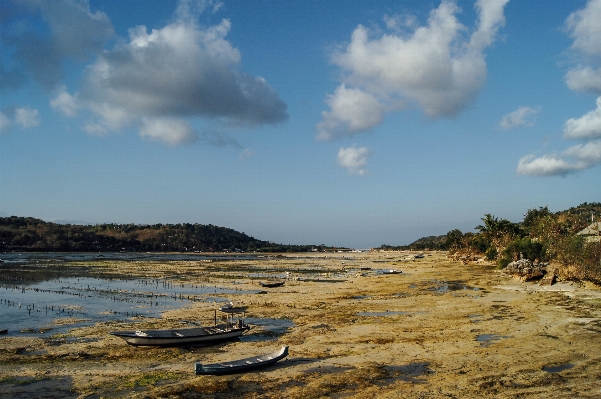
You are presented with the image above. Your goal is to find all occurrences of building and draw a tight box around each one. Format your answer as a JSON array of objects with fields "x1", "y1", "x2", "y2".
[{"x1": 577, "y1": 222, "x2": 601, "y2": 243}]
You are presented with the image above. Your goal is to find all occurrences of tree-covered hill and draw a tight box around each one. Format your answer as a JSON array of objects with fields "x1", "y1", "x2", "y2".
[{"x1": 0, "y1": 217, "x2": 321, "y2": 253}]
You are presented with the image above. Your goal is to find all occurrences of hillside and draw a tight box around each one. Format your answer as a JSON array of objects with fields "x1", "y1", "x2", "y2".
[{"x1": 0, "y1": 217, "x2": 320, "y2": 253}]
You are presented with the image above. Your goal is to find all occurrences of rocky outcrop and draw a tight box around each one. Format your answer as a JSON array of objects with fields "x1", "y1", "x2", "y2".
[{"x1": 504, "y1": 259, "x2": 549, "y2": 282}]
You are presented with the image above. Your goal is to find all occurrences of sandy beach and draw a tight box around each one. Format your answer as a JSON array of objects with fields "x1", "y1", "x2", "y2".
[{"x1": 1, "y1": 252, "x2": 601, "y2": 398}]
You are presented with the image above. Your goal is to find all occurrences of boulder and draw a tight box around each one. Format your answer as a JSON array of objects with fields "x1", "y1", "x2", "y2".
[{"x1": 505, "y1": 259, "x2": 548, "y2": 282}]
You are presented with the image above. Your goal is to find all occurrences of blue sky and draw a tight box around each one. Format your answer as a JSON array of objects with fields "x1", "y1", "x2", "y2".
[{"x1": 1, "y1": 0, "x2": 600, "y2": 248}]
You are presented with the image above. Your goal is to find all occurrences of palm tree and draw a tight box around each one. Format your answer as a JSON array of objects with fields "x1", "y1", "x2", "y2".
[{"x1": 476, "y1": 214, "x2": 522, "y2": 258}]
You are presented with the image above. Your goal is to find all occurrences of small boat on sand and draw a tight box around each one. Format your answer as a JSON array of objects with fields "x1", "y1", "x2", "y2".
[
  {"x1": 219, "y1": 302, "x2": 248, "y2": 313},
  {"x1": 259, "y1": 281, "x2": 285, "y2": 288},
  {"x1": 382, "y1": 269, "x2": 402, "y2": 274},
  {"x1": 195, "y1": 346, "x2": 289, "y2": 375},
  {"x1": 110, "y1": 313, "x2": 249, "y2": 346}
]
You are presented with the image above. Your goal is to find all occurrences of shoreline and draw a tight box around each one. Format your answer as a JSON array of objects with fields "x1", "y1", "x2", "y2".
[{"x1": 1, "y1": 252, "x2": 600, "y2": 398}]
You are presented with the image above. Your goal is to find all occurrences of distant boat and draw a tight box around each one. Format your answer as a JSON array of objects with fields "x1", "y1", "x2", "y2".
[
  {"x1": 110, "y1": 320, "x2": 249, "y2": 347},
  {"x1": 195, "y1": 346, "x2": 289, "y2": 375},
  {"x1": 259, "y1": 281, "x2": 285, "y2": 288},
  {"x1": 219, "y1": 302, "x2": 248, "y2": 314},
  {"x1": 382, "y1": 269, "x2": 402, "y2": 274}
]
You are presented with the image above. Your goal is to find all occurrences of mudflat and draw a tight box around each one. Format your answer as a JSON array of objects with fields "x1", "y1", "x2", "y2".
[{"x1": 2, "y1": 252, "x2": 601, "y2": 398}]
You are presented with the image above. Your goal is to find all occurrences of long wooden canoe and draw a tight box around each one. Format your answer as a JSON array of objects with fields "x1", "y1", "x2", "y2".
[
  {"x1": 110, "y1": 323, "x2": 249, "y2": 346},
  {"x1": 195, "y1": 346, "x2": 289, "y2": 375}
]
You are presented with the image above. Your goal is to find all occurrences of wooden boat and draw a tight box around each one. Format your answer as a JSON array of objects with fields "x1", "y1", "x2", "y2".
[
  {"x1": 195, "y1": 346, "x2": 289, "y2": 375},
  {"x1": 259, "y1": 281, "x2": 285, "y2": 288},
  {"x1": 110, "y1": 317, "x2": 249, "y2": 346},
  {"x1": 382, "y1": 269, "x2": 402, "y2": 274},
  {"x1": 219, "y1": 302, "x2": 248, "y2": 313}
]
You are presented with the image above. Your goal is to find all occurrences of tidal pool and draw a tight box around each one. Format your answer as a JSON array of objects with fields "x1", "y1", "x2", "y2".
[{"x1": 0, "y1": 275, "x2": 257, "y2": 337}]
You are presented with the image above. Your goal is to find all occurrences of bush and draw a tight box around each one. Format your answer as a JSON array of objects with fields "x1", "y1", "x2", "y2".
[
  {"x1": 502, "y1": 237, "x2": 546, "y2": 262},
  {"x1": 485, "y1": 247, "x2": 498, "y2": 261},
  {"x1": 497, "y1": 257, "x2": 511, "y2": 269}
]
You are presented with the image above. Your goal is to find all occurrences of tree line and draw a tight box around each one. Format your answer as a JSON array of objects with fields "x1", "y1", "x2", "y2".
[
  {"x1": 378, "y1": 202, "x2": 601, "y2": 283},
  {"x1": 0, "y1": 217, "x2": 328, "y2": 253}
]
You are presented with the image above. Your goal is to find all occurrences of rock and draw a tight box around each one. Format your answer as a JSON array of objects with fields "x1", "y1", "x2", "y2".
[
  {"x1": 539, "y1": 268, "x2": 557, "y2": 286},
  {"x1": 505, "y1": 259, "x2": 548, "y2": 282}
]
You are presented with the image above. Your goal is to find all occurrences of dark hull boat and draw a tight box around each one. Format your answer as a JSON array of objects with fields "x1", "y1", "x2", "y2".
[
  {"x1": 110, "y1": 323, "x2": 249, "y2": 346},
  {"x1": 195, "y1": 346, "x2": 289, "y2": 375},
  {"x1": 259, "y1": 281, "x2": 285, "y2": 288}
]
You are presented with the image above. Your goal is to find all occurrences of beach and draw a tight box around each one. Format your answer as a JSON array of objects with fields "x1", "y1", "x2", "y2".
[{"x1": 1, "y1": 252, "x2": 601, "y2": 398}]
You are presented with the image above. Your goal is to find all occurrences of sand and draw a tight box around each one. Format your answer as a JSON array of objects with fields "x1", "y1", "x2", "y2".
[{"x1": 1, "y1": 252, "x2": 601, "y2": 398}]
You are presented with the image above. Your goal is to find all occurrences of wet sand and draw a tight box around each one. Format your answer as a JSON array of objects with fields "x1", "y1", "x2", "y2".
[{"x1": 1, "y1": 252, "x2": 601, "y2": 398}]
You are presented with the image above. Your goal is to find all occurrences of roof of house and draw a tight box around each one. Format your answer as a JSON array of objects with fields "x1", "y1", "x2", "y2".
[{"x1": 577, "y1": 222, "x2": 601, "y2": 236}]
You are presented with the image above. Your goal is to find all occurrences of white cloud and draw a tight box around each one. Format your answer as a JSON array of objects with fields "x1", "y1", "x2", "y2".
[
  {"x1": 563, "y1": 96, "x2": 601, "y2": 139},
  {"x1": 318, "y1": 0, "x2": 509, "y2": 139},
  {"x1": 139, "y1": 117, "x2": 197, "y2": 146},
  {"x1": 517, "y1": 154, "x2": 582, "y2": 177},
  {"x1": 0, "y1": 112, "x2": 10, "y2": 132},
  {"x1": 0, "y1": 0, "x2": 114, "y2": 89},
  {"x1": 317, "y1": 85, "x2": 386, "y2": 140},
  {"x1": 15, "y1": 107, "x2": 39, "y2": 128},
  {"x1": 82, "y1": 122, "x2": 109, "y2": 137},
  {"x1": 2, "y1": 0, "x2": 286, "y2": 147},
  {"x1": 76, "y1": 5, "x2": 287, "y2": 145},
  {"x1": 499, "y1": 106, "x2": 540, "y2": 130},
  {"x1": 565, "y1": 0, "x2": 601, "y2": 94},
  {"x1": 517, "y1": 140, "x2": 601, "y2": 176},
  {"x1": 564, "y1": 140, "x2": 601, "y2": 164},
  {"x1": 565, "y1": 66, "x2": 601, "y2": 93},
  {"x1": 566, "y1": 0, "x2": 601, "y2": 57},
  {"x1": 337, "y1": 146, "x2": 372, "y2": 175},
  {"x1": 520, "y1": 1, "x2": 601, "y2": 177},
  {"x1": 50, "y1": 85, "x2": 78, "y2": 116}
]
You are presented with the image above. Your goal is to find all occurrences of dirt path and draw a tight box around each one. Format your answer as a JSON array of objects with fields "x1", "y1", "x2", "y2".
[{"x1": 1, "y1": 252, "x2": 601, "y2": 398}]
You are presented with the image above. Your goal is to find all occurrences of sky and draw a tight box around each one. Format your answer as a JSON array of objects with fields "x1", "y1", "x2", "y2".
[{"x1": 1, "y1": 0, "x2": 601, "y2": 249}]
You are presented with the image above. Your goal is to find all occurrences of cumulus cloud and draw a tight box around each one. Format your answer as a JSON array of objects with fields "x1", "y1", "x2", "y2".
[
  {"x1": 15, "y1": 107, "x2": 39, "y2": 128},
  {"x1": 337, "y1": 146, "x2": 372, "y2": 175},
  {"x1": 518, "y1": 99, "x2": 601, "y2": 175},
  {"x1": 565, "y1": 66, "x2": 601, "y2": 93},
  {"x1": 563, "y1": 97, "x2": 601, "y2": 139},
  {"x1": 139, "y1": 117, "x2": 197, "y2": 146},
  {"x1": 0, "y1": 0, "x2": 114, "y2": 89},
  {"x1": 317, "y1": 86, "x2": 386, "y2": 140},
  {"x1": 566, "y1": 0, "x2": 601, "y2": 57},
  {"x1": 317, "y1": 0, "x2": 509, "y2": 139},
  {"x1": 499, "y1": 106, "x2": 541, "y2": 130},
  {"x1": 517, "y1": 140, "x2": 601, "y2": 176},
  {"x1": 50, "y1": 86, "x2": 78, "y2": 116},
  {"x1": 2, "y1": 0, "x2": 287, "y2": 146},
  {"x1": 74, "y1": 3, "x2": 287, "y2": 145},
  {"x1": 517, "y1": 154, "x2": 582, "y2": 177},
  {"x1": 564, "y1": 0, "x2": 601, "y2": 94},
  {"x1": 520, "y1": 1, "x2": 601, "y2": 176}
]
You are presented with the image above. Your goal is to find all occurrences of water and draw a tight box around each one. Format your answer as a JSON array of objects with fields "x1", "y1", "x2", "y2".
[
  {"x1": 0, "y1": 252, "x2": 261, "y2": 264},
  {"x1": 476, "y1": 334, "x2": 511, "y2": 346},
  {"x1": 0, "y1": 253, "x2": 260, "y2": 336},
  {"x1": 543, "y1": 364, "x2": 574, "y2": 373}
]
